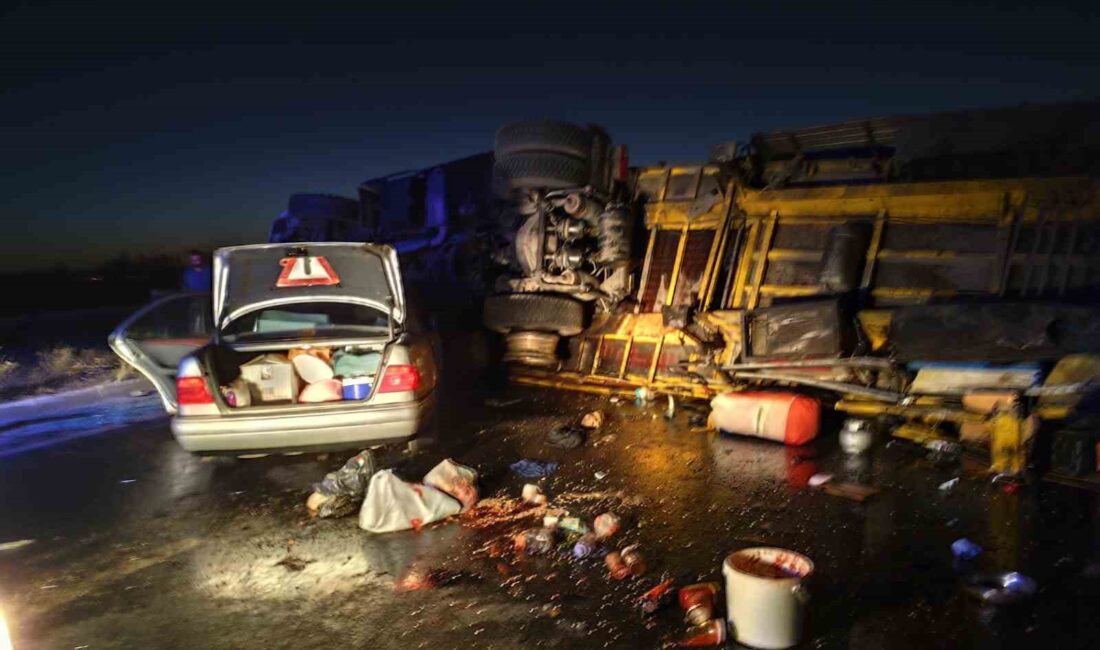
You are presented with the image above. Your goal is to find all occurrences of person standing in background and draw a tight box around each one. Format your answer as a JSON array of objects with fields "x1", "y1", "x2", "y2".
[{"x1": 182, "y1": 249, "x2": 212, "y2": 292}]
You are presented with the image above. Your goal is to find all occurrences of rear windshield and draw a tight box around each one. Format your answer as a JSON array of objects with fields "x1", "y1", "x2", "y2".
[{"x1": 220, "y1": 302, "x2": 389, "y2": 343}]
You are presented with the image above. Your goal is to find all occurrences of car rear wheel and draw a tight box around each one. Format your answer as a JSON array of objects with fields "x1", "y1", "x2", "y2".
[{"x1": 483, "y1": 293, "x2": 585, "y2": 336}]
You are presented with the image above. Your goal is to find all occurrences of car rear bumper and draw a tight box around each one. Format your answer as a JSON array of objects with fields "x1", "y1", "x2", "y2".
[{"x1": 170, "y1": 393, "x2": 435, "y2": 453}]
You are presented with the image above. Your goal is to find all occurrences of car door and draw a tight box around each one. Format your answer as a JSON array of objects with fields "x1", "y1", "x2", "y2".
[{"x1": 108, "y1": 293, "x2": 212, "y2": 414}]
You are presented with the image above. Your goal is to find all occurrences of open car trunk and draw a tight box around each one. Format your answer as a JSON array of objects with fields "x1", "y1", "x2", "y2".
[{"x1": 204, "y1": 340, "x2": 390, "y2": 413}]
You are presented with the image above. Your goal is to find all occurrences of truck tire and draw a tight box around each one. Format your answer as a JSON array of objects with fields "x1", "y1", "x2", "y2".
[
  {"x1": 495, "y1": 120, "x2": 593, "y2": 159},
  {"x1": 483, "y1": 293, "x2": 585, "y2": 336},
  {"x1": 495, "y1": 152, "x2": 590, "y2": 190}
]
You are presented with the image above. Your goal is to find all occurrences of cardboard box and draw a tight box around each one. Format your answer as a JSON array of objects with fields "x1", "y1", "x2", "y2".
[{"x1": 240, "y1": 354, "x2": 299, "y2": 403}]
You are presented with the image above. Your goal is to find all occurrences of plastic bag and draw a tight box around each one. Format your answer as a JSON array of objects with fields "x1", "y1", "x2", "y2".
[
  {"x1": 307, "y1": 450, "x2": 376, "y2": 518},
  {"x1": 359, "y1": 470, "x2": 462, "y2": 533},
  {"x1": 423, "y1": 459, "x2": 479, "y2": 511}
]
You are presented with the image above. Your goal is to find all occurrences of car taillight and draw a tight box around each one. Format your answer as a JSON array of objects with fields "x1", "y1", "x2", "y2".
[
  {"x1": 177, "y1": 376, "x2": 215, "y2": 404},
  {"x1": 378, "y1": 364, "x2": 420, "y2": 393}
]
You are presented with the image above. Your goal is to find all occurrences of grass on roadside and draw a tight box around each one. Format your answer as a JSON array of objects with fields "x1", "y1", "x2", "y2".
[{"x1": 0, "y1": 345, "x2": 133, "y2": 398}]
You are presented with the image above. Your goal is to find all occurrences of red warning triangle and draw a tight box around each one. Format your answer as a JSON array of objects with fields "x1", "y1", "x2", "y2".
[{"x1": 276, "y1": 256, "x2": 341, "y2": 287}]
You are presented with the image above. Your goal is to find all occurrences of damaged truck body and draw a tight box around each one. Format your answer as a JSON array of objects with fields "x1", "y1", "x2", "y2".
[{"x1": 484, "y1": 103, "x2": 1100, "y2": 460}]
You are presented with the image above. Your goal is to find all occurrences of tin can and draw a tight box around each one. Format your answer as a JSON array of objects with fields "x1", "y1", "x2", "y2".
[
  {"x1": 605, "y1": 551, "x2": 631, "y2": 580},
  {"x1": 621, "y1": 544, "x2": 646, "y2": 577},
  {"x1": 593, "y1": 512, "x2": 621, "y2": 539},
  {"x1": 676, "y1": 618, "x2": 727, "y2": 647},
  {"x1": 638, "y1": 578, "x2": 675, "y2": 615},
  {"x1": 678, "y1": 582, "x2": 720, "y2": 626}
]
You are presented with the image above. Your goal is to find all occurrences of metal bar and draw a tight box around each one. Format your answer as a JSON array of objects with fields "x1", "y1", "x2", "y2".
[
  {"x1": 635, "y1": 228, "x2": 658, "y2": 305},
  {"x1": 762, "y1": 249, "x2": 824, "y2": 262},
  {"x1": 870, "y1": 287, "x2": 957, "y2": 299},
  {"x1": 719, "y1": 224, "x2": 745, "y2": 309},
  {"x1": 618, "y1": 337, "x2": 633, "y2": 379},
  {"x1": 724, "y1": 357, "x2": 897, "y2": 371},
  {"x1": 730, "y1": 219, "x2": 760, "y2": 308},
  {"x1": 758, "y1": 284, "x2": 821, "y2": 297},
  {"x1": 699, "y1": 218, "x2": 726, "y2": 310},
  {"x1": 747, "y1": 212, "x2": 778, "y2": 309},
  {"x1": 860, "y1": 211, "x2": 886, "y2": 290},
  {"x1": 665, "y1": 227, "x2": 689, "y2": 306},
  {"x1": 591, "y1": 336, "x2": 605, "y2": 376},
  {"x1": 732, "y1": 370, "x2": 905, "y2": 402},
  {"x1": 648, "y1": 336, "x2": 665, "y2": 383},
  {"x1": 875, "y1": 249, "x2": 995, "y2": 260}
]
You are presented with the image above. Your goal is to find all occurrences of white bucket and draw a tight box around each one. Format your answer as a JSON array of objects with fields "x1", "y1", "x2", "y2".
[{"x1": 722, "y1": 547, "x2": 813, "y2": 649}]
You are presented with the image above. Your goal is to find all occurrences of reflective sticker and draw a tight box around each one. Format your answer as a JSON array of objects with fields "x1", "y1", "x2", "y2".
[{"x1": 276, "y1": 256, "x2": 341, "y2": 287}]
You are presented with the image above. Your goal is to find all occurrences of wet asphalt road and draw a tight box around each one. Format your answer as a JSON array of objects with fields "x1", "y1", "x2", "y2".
[{"x1": 0, "y1": 385, "x2": 1099, "y2": 649}]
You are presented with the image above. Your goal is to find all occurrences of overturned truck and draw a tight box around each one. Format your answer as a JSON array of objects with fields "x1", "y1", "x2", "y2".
[{"x1": 484, "y1": 103, "x2": 1100, "y2": 471}]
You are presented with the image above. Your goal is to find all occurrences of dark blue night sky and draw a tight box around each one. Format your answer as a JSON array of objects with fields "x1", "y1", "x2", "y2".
[{"x1": 1, "y1": 1, "x2": 1095, "y2": 270}]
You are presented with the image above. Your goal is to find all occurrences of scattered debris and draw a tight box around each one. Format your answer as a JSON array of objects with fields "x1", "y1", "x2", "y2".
[
  {"x1": 711, "y1": 391, "x2": 821, "y2": 445},
  {"x1": 925, "y1": 439, "x2": 962, "y2": 465},
  {"x1": 688, "y1": 412, "x2": 709, "y2": 427},
  {"x1": 675, "y1": 618, "x2": 727, "y2": 647},
  {"x1": 593, "y1": 512, "x2": 622, "y2": 539},
  {"x1": 592, "y1": 434, "x2": 617, "y2": 448},
  {"x1": 547, "y1": 424, "x2": 587, "y2": 449},
  {"x1": 951, "y1": 538, "x2": 984, "y2": 561},
  {"x1": 965, "y1": 571, "x2": 1037, "y2": 606},
  {"x1": 514, "y1": 528, "x2": 556, "y2": 555},
  {"x1": 0, "y1": 539, "x2": 35, "y2": 552},
  {"x1": 605, "y1": 550, "x2": 631, "y2": 580},
  {"x1": 307, "y1": 449, "x2": 377, "y2": 518},
  {"x1": 665, "y1": 395, "x2": 676, "y2": 419},
  {"x1": 939, "y1": 477, "x2": 960, "y2": 491},
  {"x1": 609, "y1": 396, "x2": 622, "y2": 404},
  {"x1": 594, "y1": 470, "x2": 609, "y2": 481},
  {"x1": 621, "y1": 544, "x2": 646, "y2": 576},
  {"x1": 839, "y1": 418, "x2": 874, "y2": 454},
  {"x1": 723, "y1": 547, "x2": 813, "y2": 648},
  {"x1": 558, "y1": 516, "x2": 589, "y2": 535},
  {"x1": 359, "y1": 468, "x2": 465, "y2": 533},
  {"x1": 679, "y1": 582, "x2": 721, "y2": 626},
  {"x1": 820, "y1": 481, "x2": 880, "y2": 502},
  {"x1": 461, "y1": 497, "x2": 547, "y2": 529},
  {"x1": 424, "y1": 458, "x2": 479, "y2": 510},
  {"x1": 522, "y1": 483, "x2": 545, "y2": 504},
  {"x1": 580, "y1": 410, "x2": 605, "y2": 429},
  {"x1": 634, "y1": 387, "x2": 655, "y2": 403},
  {"x1": 807, "y1": 473, "x2": 833, "y2": 488},
  {"x1": 639, "y1": 578, "x2": 676, "y2": 614},
  {"x1": 573, "y1": 533, "x2": 598, "y2": 559},
  {"x1": 510, "y1": 459, "x2": 559, "y2": 478}
]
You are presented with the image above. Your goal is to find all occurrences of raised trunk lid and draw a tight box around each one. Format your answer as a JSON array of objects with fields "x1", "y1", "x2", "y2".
[{"x1": 213, "y1": 243, "x2": 405, "y2": 331}]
